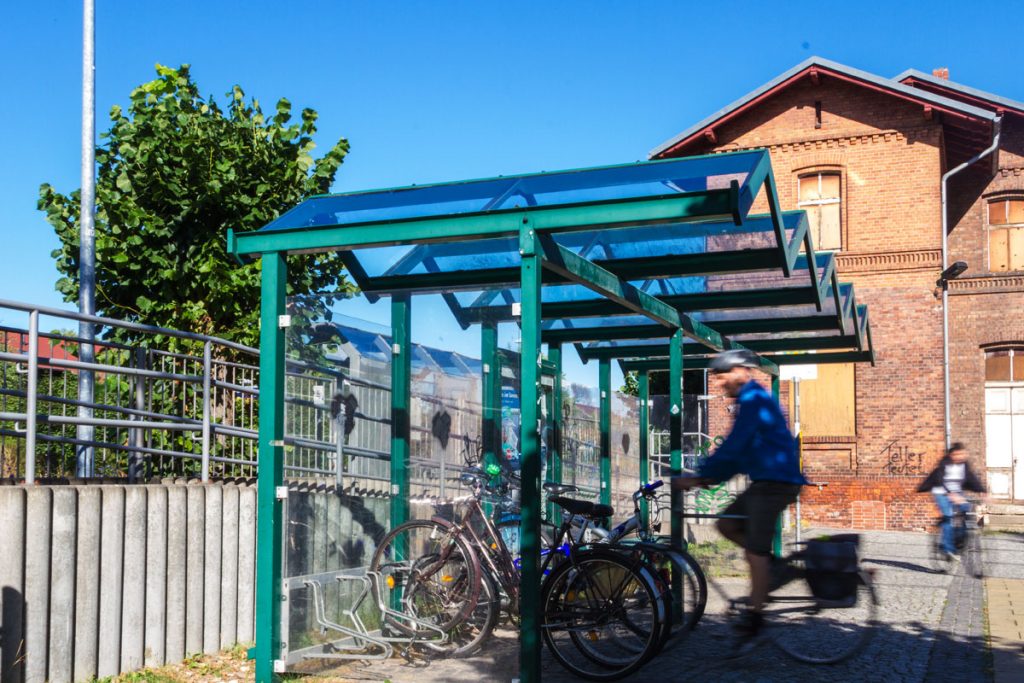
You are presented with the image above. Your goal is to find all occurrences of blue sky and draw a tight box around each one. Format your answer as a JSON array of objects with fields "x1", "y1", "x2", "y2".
[{"x1": 2, "y1": 0, "x2": 1023, "y2": 385}]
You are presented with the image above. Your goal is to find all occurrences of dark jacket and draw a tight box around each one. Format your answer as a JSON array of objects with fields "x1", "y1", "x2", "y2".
[
  {"x1": 916, "y1": 457, "x2": 986, "y2": 494},
  {"x1": 697, "y1": 380, "x2": 807, "y2": 486}
]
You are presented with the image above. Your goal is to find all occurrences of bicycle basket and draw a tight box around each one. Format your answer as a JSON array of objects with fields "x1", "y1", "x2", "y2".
[{"x1": 804, "y1": 535, "x2": 860, "y2": 604}]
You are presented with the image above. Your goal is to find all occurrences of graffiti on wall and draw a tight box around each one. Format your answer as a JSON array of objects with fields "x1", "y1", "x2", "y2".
[{"x1": 881, "y1": 439, "x2": 924, "y2": 475}]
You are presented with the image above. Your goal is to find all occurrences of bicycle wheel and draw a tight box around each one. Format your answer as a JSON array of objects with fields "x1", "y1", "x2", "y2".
[
  {"x1": 369, "y1": 519, "x2": 482, "y2": 635},
  {"x1": 642, "y1": 546, "x2": 708, "y2": 650},
  {"x1": 764, "y1": 569, "x2": 878, "y2": 664},
  {"x1": 441, "y1": 566, "x2": 500, "y2": 657},
  {"x1": 541, "y1": 549, "x2": 665, "y2": 681}
]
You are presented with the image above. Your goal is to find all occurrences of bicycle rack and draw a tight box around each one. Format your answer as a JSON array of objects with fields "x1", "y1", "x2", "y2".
[
  {"x1": 285, "y1": 565, "x2": 454, "y2": 667},
  {"x1": 364, "y1": 569, "x2": 450, "y2": 655},
  {"x1": 303, "y1": 575, "x2": 393, "y2": 661}
]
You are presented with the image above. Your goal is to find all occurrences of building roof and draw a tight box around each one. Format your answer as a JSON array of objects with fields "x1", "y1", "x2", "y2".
[
  {"x1": 895, "y1": 68, "x2": 1024, "y2": 116},
  {"x1": 650, "y1": 56, "x2": 998, "y2": 160}
]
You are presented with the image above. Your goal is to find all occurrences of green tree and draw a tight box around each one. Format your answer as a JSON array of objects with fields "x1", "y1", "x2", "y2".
[{"x1": 38, "y1": 64, "x2": 355, "y2": 348}]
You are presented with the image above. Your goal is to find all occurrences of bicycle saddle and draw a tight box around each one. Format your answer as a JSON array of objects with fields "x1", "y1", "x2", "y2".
[
  {"x1": 549, "y1": 496, "x2": 613, "y2": 519},
  {"x1": 543, "y1": 482, "x2": 580, "y2": 495}
]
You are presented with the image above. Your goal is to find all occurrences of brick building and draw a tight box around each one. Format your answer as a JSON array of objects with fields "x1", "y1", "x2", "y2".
[{"x1": 651, "y1": 58, "x2": 1024, "y2": 529}]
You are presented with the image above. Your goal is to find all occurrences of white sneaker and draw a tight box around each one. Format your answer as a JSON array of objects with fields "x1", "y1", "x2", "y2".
[{"x1": 946, "y1": 551, "x2": 961, "y2": 562}]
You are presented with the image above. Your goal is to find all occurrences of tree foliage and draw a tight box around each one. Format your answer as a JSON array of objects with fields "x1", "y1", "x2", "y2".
[{"x1": 39, "y1": 64, "x2": 355, "y2": 349}]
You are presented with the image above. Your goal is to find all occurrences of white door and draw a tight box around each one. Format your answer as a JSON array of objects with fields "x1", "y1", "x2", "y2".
[{"x1": 986, "y1": 385, "x2": 1024, "y2": 499}]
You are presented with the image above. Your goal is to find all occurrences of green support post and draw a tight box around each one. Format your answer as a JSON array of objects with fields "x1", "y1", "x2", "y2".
[
  {"x1": 549, "y1": 343, "x2": 564, "y2": 526},
  {"x1": 390, "y1": 295, "x2": 412, "y2": 532},
  {"x1": 518, "y1": 226, "x2": 543, "y2": 683},
  {"x1": 669, "y1": 329, "x2": 684, "y2": 550},
  {"x1": 638, "y1": 370, "x2": 650, "y2": 525},
  {"x1": 599, "y1": 357, "x2": 612, "y2": 510},
  {"x1": 481, "y1": 320, "x2": 500, "y2": 475},
  {"x1": 254, "y1": 252, "x2": 286, "y2": 683},
  {"x1": 669, "y1": 330, "x2": 684, "y2": 623},
  {"x1": 771, "y1": 374, "x2": 783, "y2": 559}
]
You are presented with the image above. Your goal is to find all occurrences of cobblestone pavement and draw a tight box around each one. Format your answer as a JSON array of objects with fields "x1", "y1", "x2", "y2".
[{"x1": 304, "y1": 529, "x2": 995, "y2": 683}]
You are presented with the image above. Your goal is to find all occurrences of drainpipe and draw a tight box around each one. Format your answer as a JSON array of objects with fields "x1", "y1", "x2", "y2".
[{"x1": 940, "y1": 116, "x2": 1002, "y2": 449}]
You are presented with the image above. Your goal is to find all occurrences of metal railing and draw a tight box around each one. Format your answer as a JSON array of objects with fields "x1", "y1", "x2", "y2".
[{"x1": 0, "y1": 300, "x2": 631, "y2": 505}]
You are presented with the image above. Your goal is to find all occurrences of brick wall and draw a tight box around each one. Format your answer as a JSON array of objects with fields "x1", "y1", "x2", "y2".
[{"x1": 664, "y1": 75, "x2": 994, "y2": 529}]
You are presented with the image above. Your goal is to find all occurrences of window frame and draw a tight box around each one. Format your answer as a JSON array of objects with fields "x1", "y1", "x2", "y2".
[
  {"x1": 796, "y1": 170, "x2": 844, "y2": 252},
  {"x1": 987, "y1": 197, "x2": 1024, "y2": 273}
]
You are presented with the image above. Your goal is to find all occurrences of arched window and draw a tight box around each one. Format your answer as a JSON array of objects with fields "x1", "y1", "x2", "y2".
[
  {"x1": 988, "y1": 198, "x2": 1024, "y2": 272},
  {"x1": 798, "y1": 172, "x2": 842, "y2": 251}
]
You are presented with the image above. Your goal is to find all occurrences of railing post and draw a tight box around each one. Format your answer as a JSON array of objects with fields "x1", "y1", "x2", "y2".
[
  {"x1": 201, "y1": 340, "x2": 212, "y2": 482},
  {"x1": 24, "y1": 310, "x2": 39, "y2": 484},
  {"x1": 128, "y1": 348, "x2": 146, "y2": 482}
]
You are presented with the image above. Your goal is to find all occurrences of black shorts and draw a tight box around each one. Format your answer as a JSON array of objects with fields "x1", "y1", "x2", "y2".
[{"x1": 722, "y1": 481, "x2": 802, "y2": 555}]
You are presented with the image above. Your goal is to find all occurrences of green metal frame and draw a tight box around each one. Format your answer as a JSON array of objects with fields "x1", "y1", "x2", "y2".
[
  {"x1": 599, "y1": 358, "x2": 612, "y2": 509},
  {"x1": 254, "y1": 253, "x2": 286, "y2": 682},
  {"x1": 229, "y1": 149, "x2": 880, "y2": 683}
]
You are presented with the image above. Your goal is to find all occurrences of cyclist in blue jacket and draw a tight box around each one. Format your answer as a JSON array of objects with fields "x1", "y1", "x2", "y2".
[{"x1": 673, "y1": 349, "x2": 806, "y2": 650}]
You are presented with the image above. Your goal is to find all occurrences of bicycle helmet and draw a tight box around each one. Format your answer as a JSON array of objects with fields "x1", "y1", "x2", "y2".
[{"x1": 708, "y1": 349, "x2": 758, "y2": 373}]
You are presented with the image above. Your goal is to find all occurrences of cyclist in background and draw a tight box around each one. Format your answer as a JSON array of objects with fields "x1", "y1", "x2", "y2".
[
  {"x1": 673, "y1": 349, "x2": 806, "y2": 651},
  {"x1": 917, "y1": 442, "x2": 987, "y2": 561}
]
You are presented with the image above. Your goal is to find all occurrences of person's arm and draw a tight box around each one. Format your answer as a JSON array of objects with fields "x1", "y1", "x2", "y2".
[{"x1": 697, "y1": 395, "x2": 759, "y2": 483}]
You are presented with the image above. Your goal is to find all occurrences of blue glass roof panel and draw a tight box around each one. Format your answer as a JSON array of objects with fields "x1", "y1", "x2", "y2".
[{"x1": 259, "y1": 151, "x2": 766, "y2": 233}]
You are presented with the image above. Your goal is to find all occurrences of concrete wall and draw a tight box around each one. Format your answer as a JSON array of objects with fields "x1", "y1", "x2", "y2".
[{"x1": 0, "y1": 481, "x2": 257, "y2": 683}]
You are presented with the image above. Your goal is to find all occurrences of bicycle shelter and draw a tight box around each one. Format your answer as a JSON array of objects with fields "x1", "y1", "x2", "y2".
[{"x1": 228, "y1": 148, "x2": 876, "y2": 682}]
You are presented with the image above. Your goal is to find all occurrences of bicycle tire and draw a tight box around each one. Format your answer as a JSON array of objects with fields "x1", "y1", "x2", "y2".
[
  {"x1": 442, "y1": 566, "x2": 500, "y2": 657},
  {"x1": 540, "y1": 549, "x2": 665, "y2": 681},
  {"x1": 766, "y1": 569, "x2": 878, "y2": 664},
  {"x1": 643, "y1": 545, "x2": 708, "y2": 649},
  {"x1": 369, "y1": 518, "x2": 482, "y2": 635}
]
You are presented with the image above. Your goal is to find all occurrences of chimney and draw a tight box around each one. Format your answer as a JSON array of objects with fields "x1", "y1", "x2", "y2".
[{"x1": 932, "y1": 67, "x2": 950, "y2": 80}]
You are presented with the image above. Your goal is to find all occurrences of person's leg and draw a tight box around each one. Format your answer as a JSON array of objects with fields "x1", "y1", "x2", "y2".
[
  {"x1": 933, "y1": 493, "x2": 955, "y2": 554},
  {"x1": 747, "y1": 550, "x2": 771, "y2": 612},
  {"x1": 744, "y1": 483, "x2": 799, "y2": 611},
  {"x1": 717, "y1": 488, "x2": 749, "y2": 547}
]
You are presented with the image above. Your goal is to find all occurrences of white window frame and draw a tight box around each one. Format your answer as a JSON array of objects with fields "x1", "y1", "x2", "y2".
[
  {"x1": 797, "y1": 172, "x2": 843, "y2": 251},
  {"x1": 987, "y1": 198, "x2": 1024, "y2": 273}
]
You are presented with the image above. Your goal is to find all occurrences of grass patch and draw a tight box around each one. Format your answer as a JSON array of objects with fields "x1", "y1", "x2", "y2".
[{"x1": 687, "y1": 539, "x2": 747, "y2": 577}]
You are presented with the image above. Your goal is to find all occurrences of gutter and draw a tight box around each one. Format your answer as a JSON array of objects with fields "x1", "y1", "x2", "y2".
[{"x1": 940, "y1": 116, "x2": 1002, "y2": 449}]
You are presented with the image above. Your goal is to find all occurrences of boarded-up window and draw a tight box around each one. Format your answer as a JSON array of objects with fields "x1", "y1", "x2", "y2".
[
  {"x1": 989, "y1": 198, "x2": 1024, "y2": 272},
  {"x1": 789, "y1": 362, "x2": 856, "y2": 436},
  {"x1": 798, "y1": 172, "x2": 842, "y2": 251}
]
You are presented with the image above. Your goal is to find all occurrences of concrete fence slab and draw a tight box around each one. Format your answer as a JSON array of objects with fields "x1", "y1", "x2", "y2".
[
  {"x1": 48, "y1": 488, "x2": 77, "y2": 683},
  {"x1": 219, "y1": 485, "x2": 239, "y2": 650},
  {"x1": 144, "y1": 486, "x2": 168, "y2": 668},
  {"x1": 202, "y1": 485, "x2": 222, "y2": 655},
  {"x1": 73, "y1": 487, "x2": 101, "y2": 683},
  {"x1": 97, "y1": 487, "x2": 125, "y2": 679},
  {"x1": 185, "y1": 485, "x2": 205, "y2": 656},
  {"x1": 0, "y1": 487, "x2": 26, "y2": 683},
  {"x1": 165, "y1": 485, "x2": 187, "y2": 663},
  {"x1": 23, "y1": 487, "x2": 52, "y2": 683},
  {"x1": 236, "y1": 485, "x2": 256, "y2": 644},
  {"x1": 120, "y1": 486, "x2": 147, "y2": 673}
]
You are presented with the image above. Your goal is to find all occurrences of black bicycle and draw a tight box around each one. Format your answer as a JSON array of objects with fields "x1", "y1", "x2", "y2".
[
  {"x1": 678, "y1": 509, "x2": 880, "y2": 665},
  {"x1": 928, "y1": 498, "x2": 984, "y2": 577}
]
